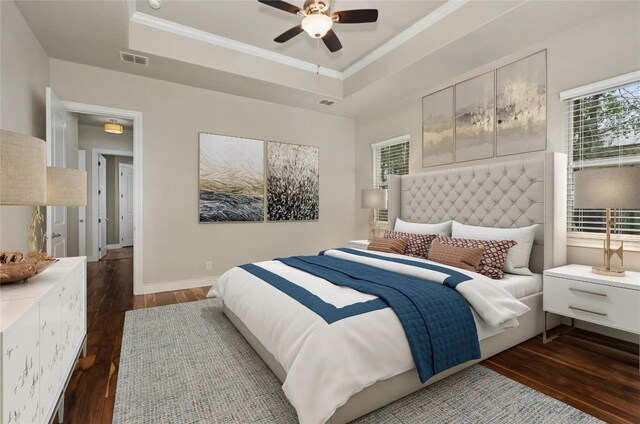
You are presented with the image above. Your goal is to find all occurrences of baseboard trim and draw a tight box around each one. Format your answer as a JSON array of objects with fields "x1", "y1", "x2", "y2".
[
  {"x1": 107, "y1": 243, "x2": 122, "y2": 250},
  {"x1": 139, "y1": 276, "x2": 218, "y2": 295}
]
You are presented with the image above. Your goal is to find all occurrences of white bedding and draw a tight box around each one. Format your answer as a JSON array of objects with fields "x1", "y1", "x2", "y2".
[
  {"x1": 209, "y1": 249, "x2": 530, "y2": 424},
  {"x1": 500, "y1": 272, "x2": 543, "y2": 299}
]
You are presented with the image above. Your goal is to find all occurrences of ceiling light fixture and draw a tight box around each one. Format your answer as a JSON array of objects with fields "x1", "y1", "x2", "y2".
[
  {"x1": 104, "y1": 120, "x2": 124, "y2": 134},
  {"x1": 301, "y1": 13, "x2": 333, "y2": 38}
]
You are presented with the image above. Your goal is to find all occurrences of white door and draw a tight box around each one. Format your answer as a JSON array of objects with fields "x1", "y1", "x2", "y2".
[
  {"x1": 119, "y1": 163, "x2": 134, "y2": 247},
  {"x1": 78, "y1": 150, "x2": 87, "y2": 257},
  {"x1": 46, "y1": 87, "x2": 67, "y2": 257},
  {"x1": 98, "y1": 154, "x2": 107, "y2": 259}
]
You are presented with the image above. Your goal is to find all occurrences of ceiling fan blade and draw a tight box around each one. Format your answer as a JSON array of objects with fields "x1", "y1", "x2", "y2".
[
  {"x1": 274, "y1": 25, "x2": 304, "y2": 43},
  {"x1": 322, "y1": 29, "x2": 342, "y2": 52},
  {"x1": 332, "y1": 9, "x2": 378, "y2": 24},
  {"x1": 258, "y1": 0, "x2": 301, "y2": 15}
]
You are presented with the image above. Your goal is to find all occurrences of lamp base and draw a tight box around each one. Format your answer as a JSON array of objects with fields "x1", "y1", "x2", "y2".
[{"x1": 591, "y1": 266, "x2": 626, "y2": 277}]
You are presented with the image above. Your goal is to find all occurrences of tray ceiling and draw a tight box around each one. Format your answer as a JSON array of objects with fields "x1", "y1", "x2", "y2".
[{"x1": 133, "y1": 0, "x2": 446, "y2": 71}]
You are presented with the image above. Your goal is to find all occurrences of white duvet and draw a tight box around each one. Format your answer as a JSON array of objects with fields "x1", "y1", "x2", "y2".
[{"x1": 210, "y1": 249, "x2": 530, "y2": 424}]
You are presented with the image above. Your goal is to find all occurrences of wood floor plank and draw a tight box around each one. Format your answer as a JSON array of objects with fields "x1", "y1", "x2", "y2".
[{"x1": 58, "y1": 253, "x2": 638, "y2": 423}]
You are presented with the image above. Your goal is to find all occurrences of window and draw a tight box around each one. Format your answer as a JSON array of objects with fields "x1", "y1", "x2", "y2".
[
  {"x1": 372, "y1": 135, "x2": 410, "y2": 221},
  {"x1": 562, "y1": 73, "x2": 640, "y2": 244}
]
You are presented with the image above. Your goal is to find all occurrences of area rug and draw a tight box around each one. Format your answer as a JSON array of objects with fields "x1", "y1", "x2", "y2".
[{"x1": 113, "y1": 299, "x2": 601, "y2": 423}]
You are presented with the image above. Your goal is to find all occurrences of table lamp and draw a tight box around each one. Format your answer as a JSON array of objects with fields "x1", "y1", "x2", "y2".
[
  {"x1": 1, "y1": 130, "x2": 47, "y2": 251},
  {"x1": 1, "y1": 130, "x2": 87, "y2": 253},
  {"x1": 361, "y1": 188, "x2": 387, "y2": 240},
  {"x1": 573, "y1": 166, "x2": 640, "y2": 276}
]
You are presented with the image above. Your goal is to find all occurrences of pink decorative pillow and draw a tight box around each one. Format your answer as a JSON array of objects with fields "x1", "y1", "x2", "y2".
[
  {"x1": 384, "y1": 231, "x2": 437, "y2": 259},
  {"x1": 434, "y1": 236, "x2": 517, "y2": 279}
]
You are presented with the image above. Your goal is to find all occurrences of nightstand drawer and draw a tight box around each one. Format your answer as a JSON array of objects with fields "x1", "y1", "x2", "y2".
[{"x1": 544, "y1": 275, "x2": 640, "y2": 334}]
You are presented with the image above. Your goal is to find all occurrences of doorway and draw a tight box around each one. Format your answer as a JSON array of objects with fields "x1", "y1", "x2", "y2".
[{"x1": 47, "y1": 90, "x2": 144, "y2": 294}]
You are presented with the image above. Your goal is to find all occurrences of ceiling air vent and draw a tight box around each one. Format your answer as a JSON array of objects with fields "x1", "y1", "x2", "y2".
[
  {"x1": 120, "y1": 51, "x2": 149, "y2": 66},
  {"x1": 318, "y1": 99, "x2": 336, "y2": 106}
]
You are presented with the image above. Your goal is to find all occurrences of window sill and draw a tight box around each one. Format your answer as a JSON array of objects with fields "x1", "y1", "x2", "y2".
[{"x1": 567, "y1": 235, "x2": 640, "y2": 252}]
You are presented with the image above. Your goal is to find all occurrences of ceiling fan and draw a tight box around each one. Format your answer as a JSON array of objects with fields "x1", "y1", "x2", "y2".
[{"x1": 258, "y1": 0, "x2": 378, "y2": 53}]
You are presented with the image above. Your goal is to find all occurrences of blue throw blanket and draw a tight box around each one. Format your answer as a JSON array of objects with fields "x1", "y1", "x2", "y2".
[{"x1": 271, "y1": 254, "x2": 481, "y2": 383}]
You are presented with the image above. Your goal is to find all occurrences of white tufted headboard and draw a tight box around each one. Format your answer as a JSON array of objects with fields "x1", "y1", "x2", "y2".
[{"x1": 388, "y1": 152, "x2": 567, "y2": 273}]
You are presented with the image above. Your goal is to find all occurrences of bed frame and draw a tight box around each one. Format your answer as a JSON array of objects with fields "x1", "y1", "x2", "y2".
[{"x1": 223, "y1": 152, "x2": 567, "y2": 423}]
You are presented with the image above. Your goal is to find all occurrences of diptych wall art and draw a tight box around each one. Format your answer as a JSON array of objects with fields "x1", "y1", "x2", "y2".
[
  {"x1": 455, "y1": 71, "x2": 495, "y2": 162},
  {"x1": 422, "y1": 87, "x2": 454, "y2": 167},
  {"x1": 267, "y1": 141, "x2": 319, "y2": 221},
  {"x1": 199, "y1": 133, "x2": 264, "y2": 222},
  {"x1": 496, "y1": 50, "x2": 547, "y2": 156},
  {"x1": 421, "y1": 50, "x2": 546, "y2": 167},
  {"x1": 198, "y1": 133, "x2": 319, "y2": 222}
]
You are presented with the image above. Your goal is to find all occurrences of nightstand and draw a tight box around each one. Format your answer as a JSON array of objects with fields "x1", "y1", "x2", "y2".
[
  {"x1": 347, "y1": 240, "x2": 370, "y2": 250},
  {"x1": 543, "y1": 264, "x2": 640, "y2": 343}
]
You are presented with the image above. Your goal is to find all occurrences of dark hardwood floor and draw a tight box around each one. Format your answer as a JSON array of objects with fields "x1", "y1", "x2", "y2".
[
  {"x1": 483, "y1": 328, "x2": 640, "y2": 424},
  {"x1": 59, "y1": 251, "x2": 639, "y2": 424},
  {"x1": 57, "y1": 249, "x2": 210, "y2": 424}
]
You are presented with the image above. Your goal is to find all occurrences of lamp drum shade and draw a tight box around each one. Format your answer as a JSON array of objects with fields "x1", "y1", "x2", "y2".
[
  {"x1": 0, "y1": 130, "x2": 47, "y2": 205},
  {"x1": 361, "y1": 188, "x2": 387, "y2": 209},
  {"x1": 573, "y1": 166, "x2": 640, "y2": 209},
  {"x1": 104, "y1": 122, "x2": 124, "y2": 134},
  {"x1": 46, "y1": 167, "x2": 87, "y2": 206}
]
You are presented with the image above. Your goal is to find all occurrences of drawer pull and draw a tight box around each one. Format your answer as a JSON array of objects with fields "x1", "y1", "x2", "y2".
[
  {"x1": 569, "y1": 287, "x2": 607, "y2": 297},
  {"x1": 569, "y1": 306, "x2": 607, "y2": 317}
]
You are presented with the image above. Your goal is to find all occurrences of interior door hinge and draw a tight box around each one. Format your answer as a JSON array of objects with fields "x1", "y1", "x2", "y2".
[
  {"x1": 98, "y1": 189, "x2": 101, "y2": 195},
  {"x1": 98, "y1": 218, "x2": 101, "y2": 223},
  {"x1": 98, "y1": 247, "x2": 101, "y2": 251}
]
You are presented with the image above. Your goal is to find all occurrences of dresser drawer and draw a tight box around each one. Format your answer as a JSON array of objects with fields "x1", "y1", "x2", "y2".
[{"x1": 544, "y1": 275, "x2": 640, "y2": 334}]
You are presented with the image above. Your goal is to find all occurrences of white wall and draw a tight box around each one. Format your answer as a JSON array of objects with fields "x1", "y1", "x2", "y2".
[
  {"x1": 354, "y1": 2, "x2": 640, "y2": 271},
  {"x1": 49, "y1": 59, "x2": 356, "y2": 288},
  {"x1": 0, "y1": 0, "x2": 49, "y2": 252},
  {"x1": 77, "y1": 124, "x2": 133, "y2": 259}
]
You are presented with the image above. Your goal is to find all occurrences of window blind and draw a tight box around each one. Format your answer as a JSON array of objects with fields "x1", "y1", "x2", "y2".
[
  {"x1": 563, "y1": 81, "x2": 640, "y2": 238},
  {"x1": 372, "y1": 136, "x2": 410, "y2": 221}
]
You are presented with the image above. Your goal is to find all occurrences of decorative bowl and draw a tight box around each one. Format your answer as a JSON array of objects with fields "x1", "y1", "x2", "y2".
[{"x1": 0, "y1": 251, "x2": 58, "y2": 284}]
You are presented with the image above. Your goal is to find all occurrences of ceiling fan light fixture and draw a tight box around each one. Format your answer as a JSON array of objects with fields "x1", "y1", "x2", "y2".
[
  {"x1": 104, "y1": 120, "x2": 124, "y2": 134},
  {"x1": 301, "y1": 13, "x2": 333, "y2": 38}
]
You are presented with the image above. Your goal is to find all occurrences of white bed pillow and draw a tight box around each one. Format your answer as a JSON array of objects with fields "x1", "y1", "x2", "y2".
[
  {"x1": 393, "y1": 218, "x2": 452, "y2": 236},
  {"x1": 451, "y1": 221, "x2": 538, "y2": 276}
]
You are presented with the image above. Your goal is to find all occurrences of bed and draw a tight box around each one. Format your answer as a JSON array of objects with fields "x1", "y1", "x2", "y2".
[{"x1": 213, "y1": 152, "x2": 567, "y2": 424}]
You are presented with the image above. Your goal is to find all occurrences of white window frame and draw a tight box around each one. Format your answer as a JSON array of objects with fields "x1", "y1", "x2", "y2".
[
  {"x1": 560, "y1": 71, "x2": 640, "y2": 252},
  {"x1": 371, "y1": 134, "x2": 411, "y2": 225}
]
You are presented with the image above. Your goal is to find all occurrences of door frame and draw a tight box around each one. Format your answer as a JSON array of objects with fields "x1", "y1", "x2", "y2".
[
  {"x1": 118, "y1": 163, "x2": 134, "y2": 248},
  {"x1": 91, "y1": 149, "x2": 133, "y2": 259},
  {"x1": 62, "y1": 100, "x2": 143, "y2": 295},
  {"x1": 96, "y1": 152, "x2": 110, "y2": 260},
  {"x1": 78, "y1": 149, "x2": 86, "y2": 257}
]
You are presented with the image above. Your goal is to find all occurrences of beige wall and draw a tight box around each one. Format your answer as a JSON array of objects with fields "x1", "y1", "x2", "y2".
[
  {"x1": 49, "y1": 59, "x2": 356, "y2": 286},
  {"x1": 0, "y1": 0, "x2": 49, "y2": 252},
  {"x1": 354, "y1": 3, "x2": 640, "y2": 271},
  {"x1": 105, "y1": 155, "x2": 133, "y2": 245},
  {"x1": 77, "y1": 124, "x2": 133, "y2": 259}
]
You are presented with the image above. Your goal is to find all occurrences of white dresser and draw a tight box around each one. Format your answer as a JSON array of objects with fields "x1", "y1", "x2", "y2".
[
  {"x1": 543, "y1": 264, "x2": 640, "y2": 339},
  {"x1": 0, "y1": 257, "x2": 86, "y2": 424}
]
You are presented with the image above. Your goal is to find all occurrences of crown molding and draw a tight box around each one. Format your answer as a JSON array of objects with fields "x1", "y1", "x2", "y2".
[
  {"x1": 341, "y1": 0, "x2": 470, "y2": 79},
  {"x1": 130, "y1": 11, "x2": 344, "y2": 79},
  {"x1": 128, "y1": 0, "x2": 469, "y2": 82}
]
